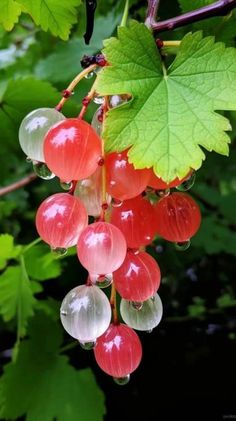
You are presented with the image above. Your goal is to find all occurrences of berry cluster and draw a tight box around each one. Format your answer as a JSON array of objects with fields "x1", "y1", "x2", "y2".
[{"x1": 18, "y1": 94, "x2": 201, "y2": 385}]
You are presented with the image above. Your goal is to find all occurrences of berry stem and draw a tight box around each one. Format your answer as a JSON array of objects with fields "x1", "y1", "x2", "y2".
[
  {"x1": 150, "y1": 0, "x2": 236, "y2": 33},
  {"x1": 145, "y1": 0, "x2": 161, "y2": 28},
  {"x1": 110, "y1": 283, "x2": 119, "y2": 324},
  {"x1": 163, "y1": 40, "x2": 181, "y2": 47},
  {"x1": 120, "y1": 0, "x2": 130, "y2": 27},
  {"x1": 0, "y1": 173, "x2": 37, "y2": 197},
  {"x1": 55, "y1": 64, "x2": 97, "y2": 111},
  {"x1": 78, "y1": 84, "x2": 97, "y2": 120}
]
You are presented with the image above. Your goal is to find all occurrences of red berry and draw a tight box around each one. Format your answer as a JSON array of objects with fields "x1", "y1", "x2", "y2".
[
  {"x1": 44, "y1": 119, "x2": 102, "y2": 182},
  {"x1": 147, "y1": 169, "x2": 191, "y2": 190},
  {"x1": 94, "y1": 323, "x2": 142, "y2": 378},
  {"x1": 154, "y1": 192, "x2": 201, "y2": 242},
  {"x1": 106, "y1": 149, "x2": 150, "y2": 201},
  {"x1": 110, "y1": 195, "x2": 156, "y2": 248},
  {"x1": 113, "y1": 250, "x2": 161, "y2": 302}
]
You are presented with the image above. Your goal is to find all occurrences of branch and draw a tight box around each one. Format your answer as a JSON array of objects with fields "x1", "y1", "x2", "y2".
[
  {"x1": 145, "y1": 0, "x2": 161, "y2": 28},
  {"x1": 0, "y1": 173, "x2": 37, "y2": 197},
  {"x1": 151, "y1": 0, "x2": 236, "y2": 32}
]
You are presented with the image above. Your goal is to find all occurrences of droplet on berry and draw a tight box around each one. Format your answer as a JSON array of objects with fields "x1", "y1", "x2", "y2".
[
  {"x1": 157, "y1": 188, "x2": 170, "y2": 198},
  {"x1": 113, "y1": 375, "x2": 130, "y2": 385},
  {"x1": 176, "y1": 171, "x2": 196, "y2": 192},
  {"x1": 60, "y1": 180, "x2": 73, "y2": 191},
  {"x1": 131, "y1": 301, "x2": 143, "y2": 311},
  {"x1": 33, "y1": 161, "x2": 55, "y2": 180},
  {"x1": 79, "y1": 340, "x2": 96, "y2": 350},
  {"x1": 96, "y1": 273, "x2": 113, "y2": 289},
  {"x1": 91, "y1": 107, "x2": 103, "y2": 136},
  {"x1": 111, "y1": 198, "x2": 123, "y2": 208},
  {"x1": 120, "y1": 294, "x2": 163, "y2": 331},
  {"x1": 175, "y1": 240, "x2": 191, "y2": 251},
  {"x1": 51, "y1": 247, "x2": 68, "y2": 257}
]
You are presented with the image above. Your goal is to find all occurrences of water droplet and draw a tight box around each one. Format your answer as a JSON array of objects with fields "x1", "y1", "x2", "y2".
[
  {"x1": 51, "y1": 247, "x2": 68, "y2": 257},
  {"x1": 109, "y1": 95, "x2": 125, "y2": 108},
  {"x1": 93, "y1": 95, "x2": 104, "y2": 105},
  {"x1": 85, "y1": 71, "x2": 94, "y2": 79},
  {"x1": 111, "y1": 198, "x2": 123, "y2": 208},
  {"x1": 97, "y1": 273, "x2": 113, "y2": 289},
  {"x1": 33, "y1": 161, "x2": 55, "y2": 180},
  {"x1": 60, "y1": 310, "x2": 67, "y2": 316},
  {"x1": 146, "y1": 329, "x2": 153, "y2": 333},
  {"x1": 175, "y1": 240, "x2": 191, "y2": 251},
  {"x1": 60, "y1": 180, "x2": 73, "y2": 191},
  {"x1": 131, "y1": 301, "x2": 143, "y2": 311},
  {"x1": 157, "y1": 188, "x2": 170, "y2": 198},
  {"x1": 79, "y1": 341, "x2": 96, "y2": 350},
  {"x1": 26, "y1": 156, "x2": 32, "y2": 163},
  {"x1": 176, "y1": 171, "x2": 196, "y2": 191},
  {"x1": 113, "y1": 374, "x2": 130, "y2": 385}
]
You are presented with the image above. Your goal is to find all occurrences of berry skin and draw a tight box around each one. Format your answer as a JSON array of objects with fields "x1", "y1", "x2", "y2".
[
  {"x1": 36, "y1": 193, "x2": 88, "y2": 249},
  {"x1": 77, "y1": 222, "x2": 127, "y2": 275},
  {"x1": 113, "y1": 250, "x2": 161, "y2": 302},
  {"x1": 154, "y1": 192, "x2": 201, "y2": 242},
  {"x1": 44, "y1": 119, "x2": 102, "y2": 182},
  {"x1": 106, "y1": 149, "x2": 150, "y2": 201},
  {"x1": 60, "y1": 285, "x2": 111, "y2": 342},
  {"x1": 110, "y1": 195, "x2": 156, "y2": 248},
  {"x1": 94, "y1": 323, "x2": 142, "y2": 378}
]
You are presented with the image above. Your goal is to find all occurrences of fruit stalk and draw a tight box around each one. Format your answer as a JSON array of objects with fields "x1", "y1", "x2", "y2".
[{"x1": 150, "y1": 0, "x2": 236, "y2": 32}]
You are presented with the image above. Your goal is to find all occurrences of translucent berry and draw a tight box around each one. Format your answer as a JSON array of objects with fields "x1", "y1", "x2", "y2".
[
  {"x1": 77, "y1": 222, "x2": 127, "y2": 274},
  {"x1": 60, "y1": 285, "x2": 111, "y2": 342}
]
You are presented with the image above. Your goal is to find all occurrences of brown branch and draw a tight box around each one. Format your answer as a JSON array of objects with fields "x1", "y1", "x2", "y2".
[
  {"x1": 145, "y1": 0, "x2": 161, "y2": 28},
  {"x1": 151, "y1": 0, "x2": 236, "y2": 32},
  {"x1": 0, "y1": 173, "x2": 37, "y2": 197}
]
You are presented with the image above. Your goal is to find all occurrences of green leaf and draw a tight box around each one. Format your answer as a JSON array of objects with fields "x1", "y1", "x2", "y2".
[
  {"x1": 96, "y1": 21, "x2": 236, "y2": 181},
  {"x1": 179, "y1": 0, "x2": 212, "y2": 11},
  {"x1": 0, "y1": 234, "x2": 21, "y2": 259},
  {"x1": 188, "y1": 296, "x2": 206, "y2": 317},
  {"x1": 0, "y1": 265, "x2": 35, "y2": 335},
  {"x1": 0, "y1": 0, "x2": 22, "y2": 31},
  {"x1": 24, "y1": 244, "x2": 62, "y2": 281},
  {"x1": 0, "y1": 313, "x2": 106, "y2": 421},
  {"x1": 35, "y1": 12, "x2": 121, "y2": 83},
  {"x1": 17, "y1": 0, "x2": 81, "y2": 40}
]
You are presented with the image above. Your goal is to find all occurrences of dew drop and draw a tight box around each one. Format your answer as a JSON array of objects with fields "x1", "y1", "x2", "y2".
[
  {"x1": 51, "y1": 247, "x2": 68, "y2": 257},
  {"x1": 85, "y1": 71, "x2": 94, "y2": 79},
  {"x1": 60, "y1": 310, "x2": 67, "y2": 316},
  {"x1": 176, "y1": 171, "x2": 196, "y2": 192},
  {"x1": 113, "y1": 374, "x2": 130, "y2": 385},
  {"x1": 93, "y1": 95, "x2": 104, "y2": 105},
  {"x1": 60, "y1": 180, "x2": 73, "y2": 191},
  {"x1": 111, "y1": 198, "x2": 123, "y2": 208},
  {"x1": 131, "y1": 301, "x2": 143, "y2": 311},
  {"x1": 26, "y1": 156, "x2": 32, "y2": 163},
  {"x1": 175, "y1": 240, "x2": 191, "y2": 251},
  {"x1": 97, "y1": 273, "x2": 113, "y2": 289},
  {"x1": 79, "y1": 340, "x2": 96, "y2": 350},
  {"x1": 157, "y1": 188, "x2": 170, "y2": 198},
  {"x1": 33, "y1": 161, "x2": 55, "y2": 180}
]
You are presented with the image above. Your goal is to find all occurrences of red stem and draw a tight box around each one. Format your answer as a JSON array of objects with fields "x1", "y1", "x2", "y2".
[
  {"x1": 145, "y1": 0, "x2": 161, "y2": 27},
  {"x1": 0, "y1": 173, "x2": 37, "y2": 197},
  {"x1": 151, "y1": 0, "x2": 236, "y2": 32}
]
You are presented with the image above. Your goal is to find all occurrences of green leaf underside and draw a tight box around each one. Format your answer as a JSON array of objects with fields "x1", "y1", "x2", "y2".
[
  {"x1": 0, "y1": 266, "x2": 35, "y2": 335},
  {"x1": 0, "y1": 0, "x2": 22, "y2": 31},
  {"x1": 96, "y1": 21, "x2": 236, "y2": 182},
  {"x1": 17, "y1": 0, "x2": 81, "y2": 40},
  {"x1": 0, "y1": 314, "x2": 105, "y2": 421}
]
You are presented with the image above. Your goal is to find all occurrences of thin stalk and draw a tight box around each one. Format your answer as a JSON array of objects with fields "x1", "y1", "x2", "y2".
[
  {"x1": 110, "y1": 283, "x2": 119, "y2": 324},
  {"x1": 55, "y1": 64, "x2": 97, "y2": 111},
  {"x1": 0, "y1": 173, "x2": 37, "y2": 197},
  {"x1": 120, "y1": 0, "x2": 130, "y2": 27},
  {"x1": 23, "y1": 237, "x2": 42, "y2": 254}
]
